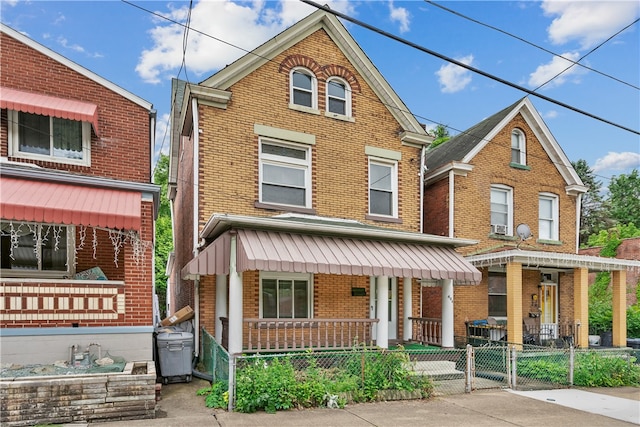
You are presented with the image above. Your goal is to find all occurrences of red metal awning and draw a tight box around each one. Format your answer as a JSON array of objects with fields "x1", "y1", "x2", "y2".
[
  {"x1": 1, "y1": 87, "x2": 99, "y2": 136},
  {"x1": 183, "y1": 229, "x2": 481, "y2": 284},
  {"x1": 1, "y1": 177, "x2": 141, "y2": 231}
]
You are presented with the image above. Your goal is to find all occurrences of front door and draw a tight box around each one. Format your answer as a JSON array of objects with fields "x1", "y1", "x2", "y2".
[
  {"x1": 540, "y1": 275, "x2": 558, "y2": 340},
  {"x1": 370, "y1": 277, "x2": 397, "y2": 340}
]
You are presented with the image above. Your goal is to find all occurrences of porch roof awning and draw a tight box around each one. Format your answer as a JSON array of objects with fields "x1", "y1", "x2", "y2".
[
  {"x1": 466, "y1": 249, "x2": 640, "y2": 272},
  {"x1": 1, "y1": 87, "x2": 99, "y2": 136},
  {"x1": 1, "y1": 177, "x2": 142, "y2": 231},
  {"x1": 182, "y1": 229, "x2": 482, "y2": 283}
]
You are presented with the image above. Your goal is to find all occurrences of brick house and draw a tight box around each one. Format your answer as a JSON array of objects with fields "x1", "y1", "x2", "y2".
[
  {"x1": 0, "y1": 23, "x2": 160, "y2": 364},
  {"x1": 166, "y1": 9, "x2": 481, "y2": 357},
  {"x1": 422, "y1": 97, "x2": 639, "y2": 348}
]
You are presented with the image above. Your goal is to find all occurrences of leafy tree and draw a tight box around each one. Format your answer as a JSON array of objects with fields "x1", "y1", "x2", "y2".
[
  {"x1": 608, "y1": 169, "x2": 640, "y2": 227},
  {"x1": 572, "y1": 159, "x2": 609, "y2": 246},
  {"x1": 153, "y1": 154, "x2": 173, "y2": 318},
  {"x1": 428, "y1": 124, "x2": 451, "y2": 149}
]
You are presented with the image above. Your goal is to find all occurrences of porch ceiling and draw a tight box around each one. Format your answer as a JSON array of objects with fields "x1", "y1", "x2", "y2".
[{"x1": 183, "y1": 229, "x2": 482, "y2": 284}]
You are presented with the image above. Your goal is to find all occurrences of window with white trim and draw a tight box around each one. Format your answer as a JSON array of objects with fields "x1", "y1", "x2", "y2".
[
  {"x1": 0, "y1": 221, "x2": 73, "y2": 277},
  {"x1": 538, "y1": 193, "x2": 559, "y2": 240},
  {"x1": 8, "y1": 110, "x2": 91, "y2": 166},
  {"x1": 259, "y1": 138, "x2": 311, "y2": 208},
  {"x1": 290, "y1": 68, "x2": 317, "y2": 109},
  {"x1": 260, "y1": 273, "x2": 312, "y2": 319},
  {"x1": 369, "y1": 158, "x2": 397, "y2": 217},
  {"x1": 326, "y1": 77, "x2": 351, "y2": 117},
  {"x1": 511, "y1": 129, "x2": 526, "y2": 165},
  {"x1": 490, "y1": 185, "x2": 513, "y2": 235},
  {"x1": 488, "y1": 272, "x2": 507, "y2": 317}
]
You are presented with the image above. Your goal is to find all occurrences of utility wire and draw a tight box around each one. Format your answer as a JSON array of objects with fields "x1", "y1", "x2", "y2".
[
  {"x1": 425, "y1": 1, "x2": 640, "y2": 91},
  {"x1": 300, "y1": 0, "x2": 639, "y2": 136}
]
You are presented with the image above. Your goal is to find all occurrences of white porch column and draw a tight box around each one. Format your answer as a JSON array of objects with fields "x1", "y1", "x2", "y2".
[
  {"x1": 228, "y1": 234, "x2": 243, "y2": 355},
  {"x1": 215, "y1": 274, "x2": 228, "y2": 343},
  {"x1": 403, "y1": 277, "x2": 412, "y2": 341},
  {"x1": 441, "y1": 279, "x2": 454, "y2": 348},
  {"x1": 376, "y1": 276, "x2": 389, "y2": 349}
]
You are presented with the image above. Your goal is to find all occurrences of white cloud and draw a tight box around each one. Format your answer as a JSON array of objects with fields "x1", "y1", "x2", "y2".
[
  {"x1": 389, "y1": 1, "x2": 410, "y2": 33},
  {"x1": 528, "y1": 51, "x2": 584, "y2": 89},
  {"x1": 136, "y1": 0, "x2": 354, "y2": 84},
  {"x1": 593, "y1": 152, "x2": 640, "y2": 173},
  {"x1": 543, "y1": 110, "x2": 558, "y2": 120},
  {"x1": 435, "y1": 55, "x2": 474, "y2": 93},
  {"x1": 541, "y1": 1, "x2": 640, "y2": 49}
]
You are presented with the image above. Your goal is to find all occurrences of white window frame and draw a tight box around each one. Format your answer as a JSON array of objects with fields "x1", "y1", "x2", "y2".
[
  {"x1": 490, "y1": 185, "x2": 513, "y2": 236},
  {"x1": 0, "y1": 221, "x2": 75, "y2": 279},
  {"x1": 7, "y1": 110, "x2": 91, "y2": 166},
  {"x1": 289, "y1": 67, "x2": 318, "y2": 112},
  {"x1": 325, "y1": 77, "x2": 351, "y2": 118},
  {"x1": 258, "y1": 137, "x2": 312, "y2": 209},
  {"x1": 511, "y1": 129, "x2": 526, "y2": 165},
  {"x1": 538, "y1": 193, "x2": 559, "y2": 241},
  {"x1": 259, "y1": 272, "x2": 313, "y2": 319},
  {"x1": 368, "y1": 157, "x2": 398, "y2": 218}
]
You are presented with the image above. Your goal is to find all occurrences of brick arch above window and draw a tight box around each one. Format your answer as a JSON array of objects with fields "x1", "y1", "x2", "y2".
[
  {"x1": 320, "y1": 64, "x2": 361, "y2": 93},
  {"x1": 279, "y1": 54, "x2": 323, "y2": 76}
]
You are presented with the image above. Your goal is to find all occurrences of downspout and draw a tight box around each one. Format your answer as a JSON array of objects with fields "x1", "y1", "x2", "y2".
[
  {"x1": 575, "y1": 193, "x2": 582, "y2": 253},
  {"x1": 192, "y1": 96, "x2": 200, "y2": 357},
  {"x1": 419, "y1": 144, "x2": 426, "y2": 234},
  {"x1": 448, "y1": 170, "x2": 455, "y2": 238}
]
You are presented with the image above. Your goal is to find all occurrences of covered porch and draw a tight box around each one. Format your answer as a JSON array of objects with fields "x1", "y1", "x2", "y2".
[{"x1": 182, "y1": 214, "x2": 482, "y2": 355}]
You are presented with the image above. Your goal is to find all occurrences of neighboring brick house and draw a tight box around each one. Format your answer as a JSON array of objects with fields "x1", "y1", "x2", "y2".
[
  {"x1": 0, "y1": 23, "x2": 160, "y2": 364},
  {"x1": 166, "y1": 9, "x2": 481, "y2": 358},
  {"x1": 580, "y1": 237, "x2": 640, "y2": 306},
  {"x1": 422, "y1": 97, "x2": 639, "y2": 348}
]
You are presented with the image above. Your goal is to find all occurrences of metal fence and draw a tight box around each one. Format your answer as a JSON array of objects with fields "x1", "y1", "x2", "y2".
[{"x1": 200, "y1": 327, "x2": 229, "y2": 382}]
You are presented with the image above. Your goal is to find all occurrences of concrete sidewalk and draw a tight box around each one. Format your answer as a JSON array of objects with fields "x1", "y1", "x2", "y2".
[{"x1": 92, "y1": 378, "x2": 640, "y2": 427}]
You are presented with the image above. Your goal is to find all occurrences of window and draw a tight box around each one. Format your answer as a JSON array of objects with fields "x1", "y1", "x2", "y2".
[
  {"x1": 0, "y1": 221, "x2": 73, "y2": 277},
  {"x1": 8, "y1": 110, "x2": 91, "y2": 165},
  {"x1": 259, "y1": 138, "x2": 311, "y2": 208},
  {"x1": 538, "y1": 193, "x2": 559, "y2": 240},
  {"x1": 488, "y1": 272, "x2": 507, "y2": 317},
  {"x1": 261, "y1": 273, "x2": 312, "y2": 319},
  {"x1": 511, "y1": 129, "x2": 526, "y2": 165},
  {"x1": 326, "y1": 77, "x2": 351, "y2": 117},
  {"x1": 369, "y1": 159, "x2": 397, "y2": 217},
  {"x1": 290, "y1": 68, "x2": 317, "y2": 109},
  {"x1": 490, "y1": 185, "x2": 513, "y2": 235}
]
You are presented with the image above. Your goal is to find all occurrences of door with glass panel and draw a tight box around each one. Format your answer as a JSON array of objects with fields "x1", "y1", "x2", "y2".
[
  {"x1": 369, "y1": 277, "x2": 397, "y2": 340},
  {"x1": 539, "y1": 274, "x2": 558, "y2": 340}
]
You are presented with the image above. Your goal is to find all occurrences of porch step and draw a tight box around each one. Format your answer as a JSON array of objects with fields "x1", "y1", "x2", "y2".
[{"x1": 409, "y1": 361, "x2": 464, "y2": 379}]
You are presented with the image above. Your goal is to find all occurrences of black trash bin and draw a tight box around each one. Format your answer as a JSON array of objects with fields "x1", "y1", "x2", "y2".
[{"x1": 600, "y1": 331, "x2": 613, "y2": 347}]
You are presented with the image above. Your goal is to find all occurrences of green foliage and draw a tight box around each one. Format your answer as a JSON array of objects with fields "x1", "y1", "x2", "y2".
[
  {"x1": 153, "y1": 154, "x2": 173, "y2": 318},
  {"x1": 608, "y1": 169, "x2": 640, "y2": 227},
  {"x1": 428, "y1": 124, "x2": 451, "y2": 149},
  {"x1": 627, "y1": 304, "x2": 640, "y2": 338},
  {"x1": 517, "y1": 358, "x2": 568, "y2": 384},
  {"x1": 197, "y1": 380, "x2": 228, "y2": 409},
  {"x1": 573, "y1": 352, "x2": 640, "y2": 387},
  {"x1": 572, "y1": 159, "x2": 609, "y2": 245},
  {"x1": 586, "y1": 223, "x2": 640, "y2": 249}
]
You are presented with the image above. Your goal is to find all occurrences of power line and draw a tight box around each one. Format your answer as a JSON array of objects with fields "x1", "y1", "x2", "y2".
[
  {"x1": 300, "y1": 0, "x2": 639, "y2": 136},
  {"x1": 425, "y1": 1, "x2": 640, "y2": 91}
]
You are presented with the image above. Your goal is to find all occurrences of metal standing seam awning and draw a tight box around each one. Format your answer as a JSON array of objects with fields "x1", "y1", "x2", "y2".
[
  {"x1": 183, "y1": 229, "x2": 482, "y2": 284},
  {"x1": 1, "y1": 87, "x2": 99, "y2": 136},
  {"x1": 1, "y1": 177, "x2": 142, "y2": 231}
]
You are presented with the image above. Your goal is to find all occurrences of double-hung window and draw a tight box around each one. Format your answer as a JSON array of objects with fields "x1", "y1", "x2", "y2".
[
  {"x1": 369, "y1": 159, "x2": 397, "y2": 217},
  {"x1": 488, "y1": 272, "x2": 507, "y2": 317},
  {"x1": 511, "y1": 129, "x2": 526, "y2": 165},
  {"x1": 259, "y1": 138, "x2": 311, "y2": 208},
  {"x1": 261, "y1": 273, "x2": 312, "y2": 319},
  {"x1": 8, "y1": 110, "x2": 91, "y2": 166},
  {"x1": 538, "y1": 193, "x2": 559, "y2": 241},
  {"x1": 490, "y1": 185, "x2": 513, "y2": 235},
  {"x1": 326, "y1": 77, "x2": 351, "y2": 117},
  {"x1": 0, "y1": 221, "x2": 73, "y2": 277},
  {"x1": 290, "y1": 68, "x2": 317, "y2": 110}
]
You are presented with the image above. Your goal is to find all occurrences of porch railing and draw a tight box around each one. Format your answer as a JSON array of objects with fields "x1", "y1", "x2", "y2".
[
  {"x1": 409, "y1": 317, "x2": 442, "y2": 346},
  {"x1": 221, "y1": 318, "x2": 379, "y2": 353},
  {"x1": 465, "y1": 320, "x2": 577, "y2": 347}
]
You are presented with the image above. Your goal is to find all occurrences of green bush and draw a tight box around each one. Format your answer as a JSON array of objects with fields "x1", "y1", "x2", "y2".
[
  {"x1": 197, "y1": 380, "x2": 228, "y2": 409},
  {"x1": 517, "y1": 358, "x2": 568, "y2": 384},
  {"x1": 574, "y1": 352, "x2": 640, "y2": 387}
]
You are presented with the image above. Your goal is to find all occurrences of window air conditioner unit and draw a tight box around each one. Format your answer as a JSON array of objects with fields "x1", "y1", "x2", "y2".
[{"x1": 491, "y1": 224, "x2": 508, "y2": 235}]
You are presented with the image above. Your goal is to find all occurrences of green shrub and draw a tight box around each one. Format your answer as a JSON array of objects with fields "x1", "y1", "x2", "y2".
[
  {"x1": 517, "y1": 358, "x2": 568, "y2": 384},
  {"x1": 574, "y1": 352, "x2": 640, "y2": 387},
  {"x1": 628, "y1": 304, "x2": 640, "y2": 338},
  {"x1": 197, "y1": 380, "x2": 228, "y2": 409}
]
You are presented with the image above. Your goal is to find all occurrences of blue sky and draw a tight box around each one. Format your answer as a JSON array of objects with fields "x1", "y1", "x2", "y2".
[{"x1": 2, "y1": 0, "x2": 639, "y2": 185}]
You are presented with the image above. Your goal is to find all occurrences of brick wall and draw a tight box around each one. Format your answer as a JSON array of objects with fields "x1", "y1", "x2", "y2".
[{"x1": 423, "y1": 176, "x2": 449, "y2": 236}]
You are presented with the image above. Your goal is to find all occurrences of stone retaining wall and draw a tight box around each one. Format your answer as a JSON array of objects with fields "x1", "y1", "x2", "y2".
[{"x1": 0, "y1": 361, "x2": 156, "y2": 426}]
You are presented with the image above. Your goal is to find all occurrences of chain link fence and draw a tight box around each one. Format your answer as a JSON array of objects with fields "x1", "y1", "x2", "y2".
[{"x1": 200, "y1": 327, "x2": 229, "y2": 382}]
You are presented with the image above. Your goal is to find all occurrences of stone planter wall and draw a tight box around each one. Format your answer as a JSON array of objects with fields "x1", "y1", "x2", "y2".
[{"x1": 0, "y1": 361, "x2": 156, "y2": 426}]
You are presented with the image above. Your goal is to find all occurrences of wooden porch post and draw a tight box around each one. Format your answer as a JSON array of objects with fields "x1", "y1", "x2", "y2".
[
  {"x1": 376, "y1": 276, "x2": 389, "y2": 349},
  {"x1": 441, "y1": 279, "x2": 454, "y2": 348},
  {"x1": 506, "y1": 262, "x2": 523, "y2": 348},
  {"x1": 403, "y1": 277, "x2": 412, "y2": 342},
  {"x1": 573, "y1": 267, "x2": 588, "y2": 348},
  {"x1": 612, "y1": 270, "x2": 627, "y2": 347},
  {"x1": 215, "y1": 274, "x2": 228, "y2": 344}
]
